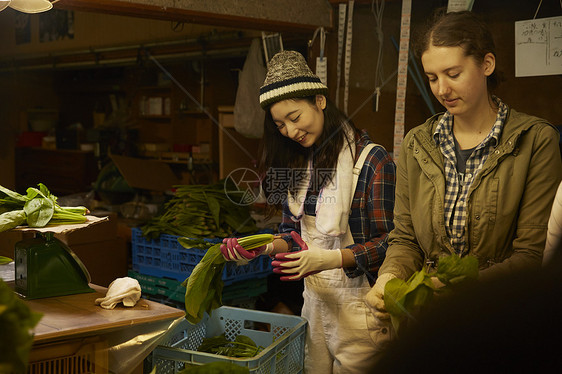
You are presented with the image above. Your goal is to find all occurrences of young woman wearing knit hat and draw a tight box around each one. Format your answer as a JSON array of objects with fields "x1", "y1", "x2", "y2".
[
  {"x1": 221, "y1": 50, "x2": 397, "y2": 372},
  {"x1": 366, "y1": 10, "x2": 562, "y2": 326}
]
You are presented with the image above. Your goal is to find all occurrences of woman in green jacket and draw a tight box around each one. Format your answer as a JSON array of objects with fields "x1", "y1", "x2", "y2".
[{"x1": 366, "y1": 10, "x2": 562, "y2": 317}]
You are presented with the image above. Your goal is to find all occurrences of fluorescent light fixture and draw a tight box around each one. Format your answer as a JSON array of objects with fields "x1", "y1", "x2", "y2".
[
  {"x1": 0, "y1": 1, "x2": 11, "y2": 12},
  {"x1": 9, "y1": 0, "x2": 52, "y2": 13}
]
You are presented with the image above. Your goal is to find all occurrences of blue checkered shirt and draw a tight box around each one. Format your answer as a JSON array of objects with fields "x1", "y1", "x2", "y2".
[{"x1": 433, "y1": 97, "x2": 508, "y2": 254}]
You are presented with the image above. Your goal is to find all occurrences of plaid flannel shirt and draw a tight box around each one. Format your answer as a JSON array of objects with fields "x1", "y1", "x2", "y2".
[
  {"x1": 278, "y1": 130, "x2": 396, "y2": 284},
  {"x1": 433, "y1": 97, "x2": 508, "y2": 254}
]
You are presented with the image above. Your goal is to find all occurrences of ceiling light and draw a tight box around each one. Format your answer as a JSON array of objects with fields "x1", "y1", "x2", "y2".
[
  {"x1": 0, "y1": 1, "x2": 11, "y2": 12},
  {"x1": 9, "y1": 0, "x2": 52, "y2": 13}
]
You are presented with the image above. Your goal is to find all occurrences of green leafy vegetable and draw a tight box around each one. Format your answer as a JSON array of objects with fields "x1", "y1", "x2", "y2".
[
  {"x1": 435, "y1": 253, "x2": 479, "y2": 286},
  {"x1": 181, "y1": 233, "x2": 273, "y2": 324},
  {"x1": 384, "y1": 271, "x2": 435, "y2": 335},
  {"x1": 177, "y1": 237, "x2": 215, "y2": 250},
  {"x1": 141, "y1": 180, "x2": 258, "y2": 240},
  {"x1": 177, "y1": 361, "x2": 250, "y2": 373},
  {"x1": 197, "y1": 333, "x2": 262, "y2": 357},
  {"x1": 24, "y1": 193, "x2": 54, "y2": 227},
  {"x1": 384, "y1": 254, "x2": 479, "y2": 335},
  {"x1": 0, "y1": 183, "x2": 88, "y2": 233},
  {"x1": 0, "y1": 279, "x2": 43, "y2": 373},
  {"x1": 0, "y1": 210, "x2": 26, "y2": 232},
  {"x1": 0, "y1": 256, "x2": 13, "y2": 265}
]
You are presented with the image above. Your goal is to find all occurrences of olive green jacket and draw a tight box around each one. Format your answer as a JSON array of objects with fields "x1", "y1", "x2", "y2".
[{"x1": 379, "y1": 108, "x2": 562, "y2": 282}]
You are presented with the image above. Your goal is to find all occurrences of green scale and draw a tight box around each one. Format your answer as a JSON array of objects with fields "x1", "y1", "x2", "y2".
[{"x1": 14, "y1": 232, "x2": 94, "y2": 299}]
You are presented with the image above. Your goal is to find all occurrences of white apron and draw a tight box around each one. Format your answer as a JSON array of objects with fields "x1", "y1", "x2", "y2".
[{"x1": 300, "y1": 144, "x2": 394, "y2": 374}]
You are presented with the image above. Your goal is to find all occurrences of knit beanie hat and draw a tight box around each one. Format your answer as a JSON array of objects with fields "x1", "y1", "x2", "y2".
[{"x1": 259, "y1": 50, "x2": 328, "y2": 109}]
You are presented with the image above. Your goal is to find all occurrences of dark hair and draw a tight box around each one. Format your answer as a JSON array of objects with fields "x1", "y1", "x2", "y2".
[
  {"x1": 259, "y1": 96, "x2": 358, "y2": 211},
  {"x1": 414, "y1": 9, "x2": 500, "y2": 92}
]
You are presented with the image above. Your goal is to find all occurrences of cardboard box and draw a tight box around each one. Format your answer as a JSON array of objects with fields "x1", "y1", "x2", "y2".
[
  {"x1": 110, "y1": 154, "x2": 180, "y2": 192},
  {"x1": 54, "y1": 212, "x2": 118, "y2": 246}
]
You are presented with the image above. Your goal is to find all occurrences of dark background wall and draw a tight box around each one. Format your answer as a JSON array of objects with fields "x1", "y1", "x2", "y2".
[{"x1": 1, "y1": 0, "x2": 561, "y2": 190}]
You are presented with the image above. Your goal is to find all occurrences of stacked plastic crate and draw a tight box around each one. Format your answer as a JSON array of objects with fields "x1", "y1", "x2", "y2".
[{"x1": 129, "y1": 227, "x2": 271, "y2": 309}]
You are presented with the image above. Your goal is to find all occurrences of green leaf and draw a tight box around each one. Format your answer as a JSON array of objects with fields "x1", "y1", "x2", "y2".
[
  {"x1": 205, "y1": 193, "x2": 221, "y2": 229},
  {"x1": 0, "y1": 185, "x2": 26, "y2": 203},
  {"x1": 0, "y1": 210, "x2": 26, "y2": 233},
  {"x1": 0, "y1": 256, "x2": 13, "y2": 265},
  {"x1": 0, "y1": 279, "x2": 43, "y2": 372},
  {"x1": 23, "y1": 196, "x2": 54, "y2": 227},
  {"x1": 197, "y1": 333, "x2": 230, "y2": 353},
  {"x1": 235, "y1": 334, "x2": 257, "y2": 347},
  {"x1": 183, "y1": 243, "x2": 225, "y2": 324},
  {"x1": 183, "y1": 234, "x2": 273, "y2": 324},
  {"x1": 435, "y1": 254, "x2": 479, "y2": 286},
  {"x1": 196, "y1": 333, "x2": 261, "y2": 358},
  {"x1": 383, "y1": 254, "x2": 480, "y2": 335},
  {"x1": 384, "y1": 271, "x2": 434, "y2": 322},
  {"x1": 176, "y1": 361, "x2": 250, "y2": 373},
  {"x1": 178, "y1": 237, "x2": 214, "y2": 250}
]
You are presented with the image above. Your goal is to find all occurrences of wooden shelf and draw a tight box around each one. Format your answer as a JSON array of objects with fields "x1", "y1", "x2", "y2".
[
  {"x1": 218, "y1": 107, "x2": 260, "y2": 179},
  {"x1": 177, "y1": 110, "x2": 209, "y2": 117},
  {"x1": 138, "y1": 114, "x2": 172, "y2": 120}
]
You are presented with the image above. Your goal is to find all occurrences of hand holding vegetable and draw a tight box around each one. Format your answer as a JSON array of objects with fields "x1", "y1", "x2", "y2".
[
  {"x1": 220, "y1": 237, "x2": 274, "y2": 266},
  {"x1": 373, "y1": 255, "x2": 479, "y2": 335},
  {"x1": 183, "y1": 233, "x2": 274, "y2": 324},
  {"x1": 430, "y1": 276, "x2": 446, "y2": 289},
  {"x1": 271, "y1": 231, "x2": 342, "y2": 281},
  {"x1": 365, "y1": 273, "x2": 397, "y2": 319}
]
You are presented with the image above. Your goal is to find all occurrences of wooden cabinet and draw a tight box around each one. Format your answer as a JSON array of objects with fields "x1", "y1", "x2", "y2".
[
  {"x1": 132, "y1": 65, "x2": 217, "y2": 171},
  {"x1": 218, "y1": 106, "x2": 261, "y2": 179},
  {"x1": 15, "y1": 148, "x2": 98, "y2": 196}
]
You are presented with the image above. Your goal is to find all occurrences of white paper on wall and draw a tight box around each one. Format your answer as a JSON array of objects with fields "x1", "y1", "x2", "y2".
[
  {"x1": 515, "y1": 16, "x2": 562, "y2": 77},
  {"x1": 446, "y1": 0, "x2": 474, "y2": 12}
]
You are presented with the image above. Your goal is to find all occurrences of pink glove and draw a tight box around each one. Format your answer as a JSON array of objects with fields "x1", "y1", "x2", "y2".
[
  {"x1": 220, "y1": 237, "x2": 273, "y2": 266},
  {"x1": 271, "y1": 231, "x2": 342, "y2": 281}
]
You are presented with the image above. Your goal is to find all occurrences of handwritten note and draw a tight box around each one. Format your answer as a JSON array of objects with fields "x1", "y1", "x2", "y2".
[
  {"x1": 515, "y1": 16, "x2": 562, "y2": 77},
  {"x1": 447, "y1": 0, "x2": 474, "y2": 12}
]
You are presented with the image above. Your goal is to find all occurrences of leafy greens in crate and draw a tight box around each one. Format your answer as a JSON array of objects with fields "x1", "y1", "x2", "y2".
[{"x1": 141, "y1": 180, "x2": 257, "y2": 239}]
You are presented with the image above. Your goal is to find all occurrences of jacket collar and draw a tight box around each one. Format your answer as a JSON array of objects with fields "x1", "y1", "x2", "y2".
[{"x1": 414, "y1": 104, "x2": 551, "y2": 154}]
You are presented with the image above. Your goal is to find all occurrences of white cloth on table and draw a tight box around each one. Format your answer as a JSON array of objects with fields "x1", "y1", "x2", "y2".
[{"x1": 95, "y1": 277, "x2": 142, "y2": 309}]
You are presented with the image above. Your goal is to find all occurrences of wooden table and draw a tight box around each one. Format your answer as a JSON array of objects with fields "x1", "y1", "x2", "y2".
[{"x1": 24, "y1": 284, "x2": 185, "y2": 374}]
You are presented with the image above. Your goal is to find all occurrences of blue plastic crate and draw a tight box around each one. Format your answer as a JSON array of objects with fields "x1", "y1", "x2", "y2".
[
  {"x1": 131, "y1": 227, "x2": 272, "y2": 285},
  {"x1": 152, "y1": 306, "x2": 306, "y2": 374},
  {"x1": 128, "y1": 270, "x2": 268, "y2": 305}
]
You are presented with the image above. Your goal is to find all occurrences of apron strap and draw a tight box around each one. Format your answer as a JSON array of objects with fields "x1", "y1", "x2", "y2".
[{"x1": 352, "y1": 143, "x2": 377, "y2": 194}]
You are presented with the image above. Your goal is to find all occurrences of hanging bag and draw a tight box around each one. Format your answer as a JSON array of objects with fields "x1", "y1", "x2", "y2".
[{"x1": 233, "y1": 38, "x2": 266, "y2": 138}]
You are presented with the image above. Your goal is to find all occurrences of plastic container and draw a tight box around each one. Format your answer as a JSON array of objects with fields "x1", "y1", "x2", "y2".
[
  {"x1": 128, "y1": 270, "x2": 268, "y2": 305},
  {"x1": 131, "y1": 227, "x2": 271, "y2": 284},
  {"x1": 152, "y1": 306, "x2": 306, "y2": 374}
]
